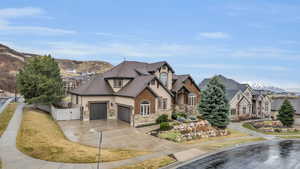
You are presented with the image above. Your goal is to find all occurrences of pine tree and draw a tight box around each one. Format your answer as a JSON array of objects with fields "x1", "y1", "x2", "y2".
[
  {"x1": 277, "y1": 99, "x2": 295, "y2": 127},
  {"x1": 17, "y1": 55, "x2": 65, "y2": 105},
  {"x1": 198, "y1": 76, "x2": 230, "y2": 129}
]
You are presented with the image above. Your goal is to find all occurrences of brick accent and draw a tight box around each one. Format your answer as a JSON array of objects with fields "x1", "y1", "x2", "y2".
[{"x1": 134, "y1": 88, "x2": 156, "y2": 114}]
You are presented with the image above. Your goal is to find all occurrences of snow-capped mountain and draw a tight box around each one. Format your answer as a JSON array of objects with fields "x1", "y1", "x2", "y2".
[{"x1": 248, "y1": 82, "x2": 287, "y2": 93}]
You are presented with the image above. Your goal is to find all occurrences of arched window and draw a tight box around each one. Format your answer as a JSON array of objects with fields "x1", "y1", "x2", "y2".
[
  {"x1": 159, "y1": 72, "x2": 168, "y2": 86},
  {"x1": 140, "y1": 101, "x2": 150, "y2": 116},
  {"x1": 188, "y1": 93, "x2": 197, "y2": 106}
]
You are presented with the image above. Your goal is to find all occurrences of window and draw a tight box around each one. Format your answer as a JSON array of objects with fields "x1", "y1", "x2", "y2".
[
  {"x1": 188, "y1": 93, "x2": 197, "y2": 106},
  {"x1": 151, "y1": 79, "x2": 156, "y2": 85},
  {"x1": 76, "y1": 95, "x2": 78, "y2": 104},
  {"x1": 113, "y1": 79, "x2": 122, "y2": 88},
  {"x1": 158, "y1": 98, "x2": 167, "y2": 110},
  {"x1": 231, "y1": 109, "x2": 236, "y2": 115},
  {"x1": 162, "y1": 65, "x2": 167, "y2": 70},
  {"x1": 159, "y1": 72, "x2": 168, "y2": 86},
  {"x1": 265, "y1": 102, "x2": 269, "y2": 112},
  {"x1": 243, "y1": 107, "x2": 247, "y2": 114},
  {"x1": 140, "y1": 101, "x2": 150, "y2": 116}
]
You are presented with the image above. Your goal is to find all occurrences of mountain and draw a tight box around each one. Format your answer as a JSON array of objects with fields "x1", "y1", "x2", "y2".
[
  {"x1": 249, "y1": 82, "x2": 287, "y2": 93},
  {"x1": 0, "y1": 43, "x2": 113, "y2": 93}
]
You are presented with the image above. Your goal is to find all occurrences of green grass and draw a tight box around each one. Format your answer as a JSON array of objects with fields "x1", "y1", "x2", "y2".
[
  {"x1": 158, "y1": 131, "x2": 182, "y2": 142},
  {"x1": 0, "y1": 103, "x2": 18, "y2": 137},
  {"x1": 198, "y1": 137, "x2": 266, "y2": 151},
  {"x1": 279, "y1": 135, "x2": 300, "y2": 139},
  {"x1": 242, "y1": 122, "x2": 300, "y2": 135},
  {"x1": 16, "y1": 108, "x2": 150, "y2": 163}
]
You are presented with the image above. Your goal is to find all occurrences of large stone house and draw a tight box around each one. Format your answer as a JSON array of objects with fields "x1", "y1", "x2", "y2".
[
  {"x1": 69, "y1": 61, "x2": 201, "y2": 127},
  {"x1": 199, "y1": 75, "x2": 271, "y2": 120}
]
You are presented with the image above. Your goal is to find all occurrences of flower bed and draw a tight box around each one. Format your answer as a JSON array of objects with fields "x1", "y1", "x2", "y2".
[
  {"x1": 244, "y1": 120, "x2": 299, "y2": 134},
  {"x1": 151, "y1": 120, "x2": 229, "y2": 142}
]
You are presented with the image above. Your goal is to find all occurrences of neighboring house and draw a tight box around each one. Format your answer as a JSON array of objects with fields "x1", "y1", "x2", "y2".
[
  {"x1": 63, "y1": 75, "x2": 94, "y2": 93},
  {"x1": 69, "y1": 61, "x2": 200, "y2": 127},
  {"x1": 199, "y1": 75, "x2": 271, "y2": 120},
  {"x1": 271, "y1": 97, "x2": 300, "y2": 117}
]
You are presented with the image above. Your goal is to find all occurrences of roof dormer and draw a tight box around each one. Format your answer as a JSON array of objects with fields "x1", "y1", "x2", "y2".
[{"x1": 106, "y1": 78, "x2": 131, "y2": 93}]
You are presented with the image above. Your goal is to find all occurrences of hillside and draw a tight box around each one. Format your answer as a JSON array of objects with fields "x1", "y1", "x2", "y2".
[{"x1": 0, "y1": 43, "x2": 113, "y2": 93}]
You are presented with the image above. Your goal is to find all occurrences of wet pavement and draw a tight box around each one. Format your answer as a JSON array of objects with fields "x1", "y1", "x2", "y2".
[
  {"x1": 58, "y1": 120, "x2": 185, "y2": 152},
  {"x1": 178, "y1": 140, "x2": 300, "y2": 169}
]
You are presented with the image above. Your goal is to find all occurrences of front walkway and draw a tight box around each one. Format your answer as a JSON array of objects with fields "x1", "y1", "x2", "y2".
[{"x1": 228, "y1": 122, "x2": 277, "y2": 140}]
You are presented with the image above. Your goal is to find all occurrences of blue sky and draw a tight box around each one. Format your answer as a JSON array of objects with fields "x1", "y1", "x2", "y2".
[{"x1": 1, "y1": 0, "x2": 300, "y2": 91}]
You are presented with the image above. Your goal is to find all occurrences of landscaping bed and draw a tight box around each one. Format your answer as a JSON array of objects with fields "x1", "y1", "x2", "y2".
[
  {"x1": 243, "y1": 121, "x2": 300, "y2": 135},
  {"x1": 150, "y1": 118, "x2": 230, "y2": 143},
  {"x1": 0, "y1": 103, "x2": 18, "y2": 137},
  {"x1": 16, "y1": 108, "x2": 150, "y2": 163}
]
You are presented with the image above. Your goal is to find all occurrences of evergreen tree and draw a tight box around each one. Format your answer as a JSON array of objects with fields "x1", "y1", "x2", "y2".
[
  {"x1": 277, "y1": 99, "x2": 295, "y2": 127},
  {"x1": 198, "y1": 76, "x2": 230, "y2": 129},
  {"x1": 17, "y1": 55, "x2": 65, "y2": 105}
]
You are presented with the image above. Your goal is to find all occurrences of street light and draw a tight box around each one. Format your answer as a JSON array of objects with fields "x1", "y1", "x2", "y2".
[{"x1": 89, "y1": 128, "x2": 103, "y2": 169}]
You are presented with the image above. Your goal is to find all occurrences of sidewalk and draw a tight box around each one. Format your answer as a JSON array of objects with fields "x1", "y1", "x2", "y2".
[{"x1": 228, "y1": 122, "x2": 277, "y2": 140}]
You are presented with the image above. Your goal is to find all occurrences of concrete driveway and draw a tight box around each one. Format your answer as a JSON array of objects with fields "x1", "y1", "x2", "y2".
[{"x1": 58, "y1": 120, "x2": 185, "y2": 153}]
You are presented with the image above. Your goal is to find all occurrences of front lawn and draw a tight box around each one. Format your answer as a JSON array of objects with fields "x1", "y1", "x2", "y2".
[
  {"x1": 198, "y1": 137, "x2": 266, "y2": 151},
  {"x1": 16, "y1": 108, "x2": 149, "y2": 163},
  {"x1": 243, "y1": 122, "x2": 300, "y2": 135},
  {"x1": 0, "y1": 103, "x2": 18, "y2": 137},
  {"x1": 113, "y1": 156, "x2": 176, "y2": 169}
]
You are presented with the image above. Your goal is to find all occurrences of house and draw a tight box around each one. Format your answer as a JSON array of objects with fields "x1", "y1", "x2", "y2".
[
  {"x1": 62, "y1": 74, "x2": 94, "y2": 93},
  {"x1": 69, "y1": 61, "x2": 201, "y2": 127},
  {"x1": 199, "y1": 75, "x2": 271, "y2": 120},
  {"x1": 271, "y1": 96, "x2": 300, "y2": 117}
]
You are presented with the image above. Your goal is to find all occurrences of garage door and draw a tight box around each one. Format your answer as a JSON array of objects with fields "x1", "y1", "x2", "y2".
[
  {"x1": 90, "y1": 103, "x2": 107, "y2": 120},
  {"x1": 118, "y1": 105, "x2": 131, "y2": 123}
]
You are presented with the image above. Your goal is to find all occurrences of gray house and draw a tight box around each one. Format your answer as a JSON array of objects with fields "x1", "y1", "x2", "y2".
[{"x1": 199, "y1": 75, "x2": 271, "y2": 120}]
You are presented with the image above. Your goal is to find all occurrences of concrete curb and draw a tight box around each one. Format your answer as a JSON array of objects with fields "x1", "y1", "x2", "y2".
[
  {"x1": 161, "y1": 139, "x2": 275, "y2": 169},
  {"x1": 0, "y1": 98, "x2": 13, "y2": 115}
]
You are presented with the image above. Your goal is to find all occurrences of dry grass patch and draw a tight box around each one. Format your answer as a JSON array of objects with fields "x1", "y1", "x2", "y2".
[
  {"x1": 0, "y1": 103, "x2": 18, "y2": 136},
  {"x1": 113, "y1": 156, "x2": 176, "y2": 169},
  {"x1": 198, "y1": 137, "x2": 266, "y2": 151},
  {"x1": 16, "y1": 108, "x2": 149, "y2": 163},
  {"x1": 183, "y1": 129, "x2": 249, "y2": 144}
]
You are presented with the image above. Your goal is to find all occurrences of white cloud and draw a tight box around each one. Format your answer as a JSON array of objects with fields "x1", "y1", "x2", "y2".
[
  {"x1": 177, "y1": 63, "x2": 289, "y2": 71},
  {"x1": 197, "y1": 32, "x2": 230, "y2": 39},
  {"x1": 0, "y1": 7, "x2": 43, "y2": 18},
  {"x1": 0, "y1": 7, "x2": 76, "y2": 36}
]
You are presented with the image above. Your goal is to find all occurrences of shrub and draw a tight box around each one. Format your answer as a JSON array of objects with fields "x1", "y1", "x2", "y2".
[
  {"x1": 189, "y1": 116, "x2": 197, "y2": 121},
  {"x1": 158, "y1": 131, "x2": 182, "y2": 142},
  {"x1": 172, "y1": 112, "x2": 187, "y2": 120},
  {"x1": 156, "y1": 114, "x2": 169, "y2": 124},
  {"x1": 160, "y1": 122, "x2": 172, "y2": 131}
]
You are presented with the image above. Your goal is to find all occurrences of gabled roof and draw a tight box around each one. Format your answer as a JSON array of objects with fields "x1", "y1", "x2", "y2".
[
  {"x1": 172, "y1": 74, "x2": 201, "y2": 93},
  {"x1": 103, "y1": 61, "x2": 174, "y2": 79},
  {"x1": 199, "y1": 75, "x2": 252, "y2": 101}
]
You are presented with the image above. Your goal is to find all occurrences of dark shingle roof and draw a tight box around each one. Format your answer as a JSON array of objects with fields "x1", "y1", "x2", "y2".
[
  {"x1": 103, "y1": 61, "x2": 173, "y2": 79},
  {"x1": 70, "y1": 60, "x2": 175, "y2": 98},
  {"x1": 271, "y1": 97, "x2": 300, "y2": 115},
  {"x1": 199, "y1": 75, "x2": 250, "y2": 101},
  {"x1": 172, "y1": 74, "x2": 190, "y2": 92}
]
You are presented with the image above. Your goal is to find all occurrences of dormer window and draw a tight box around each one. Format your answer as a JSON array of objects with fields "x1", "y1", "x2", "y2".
[
  {"x1": 159, "y1": 72, "x2": 168, "y2": 86},
  {"x1": 113, "y1": 79, "x2": 123, "y2": 88}
]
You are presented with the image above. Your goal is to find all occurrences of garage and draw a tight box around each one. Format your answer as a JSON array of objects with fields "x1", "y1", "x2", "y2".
[
  {"x1": 90, "y1": 103, "x2": 107, "y2": 120},
  {"x1": 118, "y1": 105, "x2": 131, "y2": 123}
]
